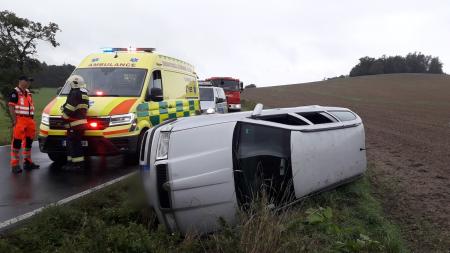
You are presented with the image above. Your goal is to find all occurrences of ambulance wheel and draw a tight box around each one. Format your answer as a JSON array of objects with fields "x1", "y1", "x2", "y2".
[
  {"x1": 48, "y1": 152, "x2": 67, "y2": 164},
  {"x1": 124, "y1": 130, "x2": 146, "y2": 165}
]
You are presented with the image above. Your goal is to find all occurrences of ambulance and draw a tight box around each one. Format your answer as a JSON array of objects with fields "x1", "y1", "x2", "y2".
[{"x1": 38, "y1": 47, "x2": 200, "y2": 164}]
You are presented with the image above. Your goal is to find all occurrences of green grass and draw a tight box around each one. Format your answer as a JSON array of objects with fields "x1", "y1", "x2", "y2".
[
  {"x1": 0, "y1": 165, "x2": 408, "y2": 253},
  {"x1": 241, "y1": 99, "x2": 258, "y2": 111},
  {"x1": 0, "y1": 87, "x2": 56, "y2": 145}
]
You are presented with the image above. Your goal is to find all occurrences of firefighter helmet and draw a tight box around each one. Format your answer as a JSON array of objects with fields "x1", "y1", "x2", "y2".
[{"x1": 66, "y1": 75, "x2": 86, "y2": 89}]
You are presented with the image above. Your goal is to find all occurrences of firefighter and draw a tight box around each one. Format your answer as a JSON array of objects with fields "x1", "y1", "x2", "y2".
[
  {"x1": 61, "y1": 75, "x2": 89, "y2": 170},
  {"x1": 8, "y1": 76, "x2": 40, "y2": 174}
]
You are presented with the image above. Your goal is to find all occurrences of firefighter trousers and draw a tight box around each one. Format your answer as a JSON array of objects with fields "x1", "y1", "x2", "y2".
[
  {"x1": 67, "y1": 128, "x2": 85, "y2": 163},
  {"x1": 10, "y1": 117, "x2": 35, "y2": 166}
]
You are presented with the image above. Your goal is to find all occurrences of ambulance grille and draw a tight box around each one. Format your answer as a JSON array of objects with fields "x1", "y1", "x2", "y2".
[
  {"x1": 49, "y1": 117, "x2": 66, "y2": 129},
  {"x1": 49, "y1": 117, "x2": 110, "y2": 130},
  {"x1": 156, "y1": 164, "x2": 171, "y2": 209}
]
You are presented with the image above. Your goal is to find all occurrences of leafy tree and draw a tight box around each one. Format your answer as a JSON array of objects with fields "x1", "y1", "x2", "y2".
[
  {"x1": 245, "y1": 84, "x2": 256, "y2": 89},
  {"x1": 349, "y1": 57, "x2": 376, "y2": 77},
  {"x1": 0, "y1": 10, "x2": 60, "y2": 72},
  {"x1": 368, "y1": 60, "x2": 384, "y2": 75},
  {"x1": 428, "y1": 57, "x2": 443, "y2": 74},
  {"x1": 383, "y1": 56, "x2": 406, "y2": 74},
  {"x1": 405, "y1": 52, "x2": 430, "y2": 73},
  {"x1": 0, "y1": 10, "x2": 60, "y2": 115}
]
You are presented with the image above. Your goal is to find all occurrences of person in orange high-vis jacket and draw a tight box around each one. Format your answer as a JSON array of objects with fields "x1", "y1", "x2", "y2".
[{"x1": 8, "y1": 76, "x2": 40, "y2": 174}]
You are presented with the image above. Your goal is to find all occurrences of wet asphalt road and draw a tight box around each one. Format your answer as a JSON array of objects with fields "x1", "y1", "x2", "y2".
[{"x1": 0, "y1": 142, "x2": 137, "y2": 227}]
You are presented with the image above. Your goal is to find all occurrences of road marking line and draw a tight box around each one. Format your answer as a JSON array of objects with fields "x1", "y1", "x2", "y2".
[{"x1": 0, "y1": 171, "x2": 137, "y2": 231}]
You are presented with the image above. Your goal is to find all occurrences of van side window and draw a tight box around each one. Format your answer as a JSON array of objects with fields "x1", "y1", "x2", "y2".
[
  {"x1": 328, "y1": 111, "x2": 357, "y2": 121},
  {"x1": 258, "y1": 114, "x2": 308, "y2": 126},
  {"x1": 147, "y1": 70, "x2": 163, "y2": 100},
  {"x1": 152, "y1": 70, "x2": 162, "y2": 90},
  {"x1": 297, "y1": 112, "x2": 337, "y2": 124}
]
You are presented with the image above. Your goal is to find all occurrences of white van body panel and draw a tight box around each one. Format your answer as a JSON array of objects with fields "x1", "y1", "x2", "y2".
[
  {"x1": 166, "y1": 122, "x2": 238, "y2": 233},
  {"x1": 200, "y1": 100, "x2": 216, "y2": 111},
  {"x1": 291, "y1": 124, "x2": 366, "y2": 197}
]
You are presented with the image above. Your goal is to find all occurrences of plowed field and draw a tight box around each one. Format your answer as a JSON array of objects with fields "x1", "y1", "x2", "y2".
[{"x1": 243, "y1": 73, "x2": 450, "y2": 251}]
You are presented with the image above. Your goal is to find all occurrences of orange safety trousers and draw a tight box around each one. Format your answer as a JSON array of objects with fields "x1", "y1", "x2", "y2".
[{"x1": 10, "y1": 117, "x2": 36, "y2": 166}]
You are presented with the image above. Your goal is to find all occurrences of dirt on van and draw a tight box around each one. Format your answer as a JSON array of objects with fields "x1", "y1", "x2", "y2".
[{"x1": 242, "y1": 73, "x2": 450, "y2": 252}]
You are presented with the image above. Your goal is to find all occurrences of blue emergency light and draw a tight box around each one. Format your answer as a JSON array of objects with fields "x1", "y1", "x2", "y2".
[
  {"x1": 102, "y1": 47, "x2": 114, "y2": 53},
  {"x1": 101, "y1": 47, "x2": 155, "y2": 53}
]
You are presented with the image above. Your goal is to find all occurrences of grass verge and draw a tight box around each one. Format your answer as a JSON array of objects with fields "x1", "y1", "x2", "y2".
[
  {"x1": 0, "y1": 87, "x2": 56, "y2": 145},
  {"x1": 0, "y1": 164, "x2": 408, "y2": 253}
]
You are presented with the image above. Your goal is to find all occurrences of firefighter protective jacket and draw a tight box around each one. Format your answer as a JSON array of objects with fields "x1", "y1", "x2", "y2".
[{"x1": 62, "y1": 88, "x2": 89, "y2": 129}]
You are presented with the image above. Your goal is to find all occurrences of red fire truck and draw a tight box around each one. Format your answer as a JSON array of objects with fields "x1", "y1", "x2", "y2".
[{"x1": 205, "y1": 77, "x2": 243, "y2": 111}]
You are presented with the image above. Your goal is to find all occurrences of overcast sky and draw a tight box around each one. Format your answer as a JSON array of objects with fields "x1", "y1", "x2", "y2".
[{"x1": 2, "y1": 0, "x2": 449, "y2": 86}]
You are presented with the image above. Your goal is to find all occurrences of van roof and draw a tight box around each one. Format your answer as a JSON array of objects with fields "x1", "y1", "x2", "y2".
[
  {"x1": 77, "y1": 51, "x2": 195, "y2": 74},
  {"x1": 205, "y1": 77, "x2": 240, "y2": 82},
  {"x1": 170, "y1": 105, "x2": 361, "y2": 131}
]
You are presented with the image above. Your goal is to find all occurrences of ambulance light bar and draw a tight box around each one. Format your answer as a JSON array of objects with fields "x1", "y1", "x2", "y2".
[{"x1": 102, "y1": 47, "x2": 156, "y2": 53}]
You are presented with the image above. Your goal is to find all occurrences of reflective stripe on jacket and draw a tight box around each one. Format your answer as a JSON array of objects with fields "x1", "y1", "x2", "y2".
[
  {"x1": 62, "y1": 88, "x2": 90, "y2": 129},
  {"x1": 11, "y1": 87, "x2": 34, "y2": 116}
]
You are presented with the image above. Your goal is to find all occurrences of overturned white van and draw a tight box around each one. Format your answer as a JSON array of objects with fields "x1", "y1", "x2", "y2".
[{"x1": 140, "y1": 104, "x2": 367, "y2": 234}]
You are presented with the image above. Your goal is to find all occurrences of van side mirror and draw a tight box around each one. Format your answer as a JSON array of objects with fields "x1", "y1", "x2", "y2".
[
  {"x1": 56, "y1": 87, "x2": 62, "y2": 95},
  {"x1": 240, "y1": 82, "x2": 244, "y2": 92},
  {"x1": 149, "y1": 87, "x2": 163, "y2": 102}
]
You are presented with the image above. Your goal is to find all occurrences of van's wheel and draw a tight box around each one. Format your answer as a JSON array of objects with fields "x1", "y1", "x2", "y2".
[
  {"x1": 124, "y1": 131, "x2": 146, "y2": 165},
  {"x1": 48, "y1": 152, "x2": 67, "y2": 164}
]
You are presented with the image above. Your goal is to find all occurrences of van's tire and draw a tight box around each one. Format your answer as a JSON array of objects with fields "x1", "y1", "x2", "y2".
[
  {"x1": 48, "y1": 152, "x2": 67, "y2": 164},
  {"x1": 124, "y1": 130, "x2": 146, "y2": 166}
]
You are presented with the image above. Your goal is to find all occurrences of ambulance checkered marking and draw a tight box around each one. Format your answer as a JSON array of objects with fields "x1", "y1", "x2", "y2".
[
  {"x1": 137, "y1": 100, "x2": 200, "y2": 126},
  {"x1": 176, "y1": 101, "x2": 184, "y2": 112}
]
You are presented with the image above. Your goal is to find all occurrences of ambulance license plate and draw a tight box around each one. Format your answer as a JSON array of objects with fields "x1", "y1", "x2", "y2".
[{"x1": 62, "y1": 140, "x2": 88, "y2": 147}]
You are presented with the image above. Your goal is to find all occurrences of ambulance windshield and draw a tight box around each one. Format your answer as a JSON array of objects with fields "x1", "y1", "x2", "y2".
[{"x1": 60, "y1": 68, "x2": 147, "y2": 97}]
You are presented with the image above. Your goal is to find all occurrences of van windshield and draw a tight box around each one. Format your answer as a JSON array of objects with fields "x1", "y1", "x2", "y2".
[
  {"x1": 60, "y1": 68, "x2": 147, "y2": 97},
  {"x1": 199, "y1": 87, "x2": 214, "y2": 101}
]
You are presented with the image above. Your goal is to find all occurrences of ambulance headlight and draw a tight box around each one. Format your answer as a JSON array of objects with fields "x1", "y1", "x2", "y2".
[
  {"x1": 41, "y1": 113, "x2": 50, "y2": 126},
  {"x1": 156, "y1": 132, "x2": 170, "y2": 160},
  {"x1": 110, "y1": 113, "x2": 135, "y2": 126}
]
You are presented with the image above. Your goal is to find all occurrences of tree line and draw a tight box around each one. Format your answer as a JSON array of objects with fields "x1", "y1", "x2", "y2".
[
  {"x1": 349, "y1": 53, "x2": 444, "y2": 77},
  {"x1": 32, "y1": 62, "x2": 76, "y2": 88}
]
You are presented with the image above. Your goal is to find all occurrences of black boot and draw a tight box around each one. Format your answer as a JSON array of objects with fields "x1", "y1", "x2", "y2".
[
  {"x1": 11, "y1": 165, "x2": 22, "y2": 174},
  {"x1": 24, "y1": 161, "x2": 40, "y2": 171}
]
